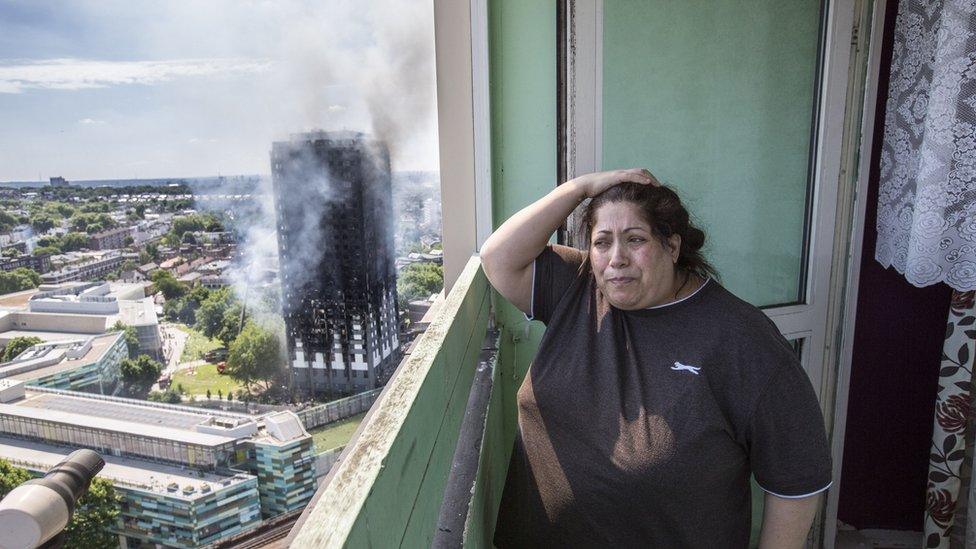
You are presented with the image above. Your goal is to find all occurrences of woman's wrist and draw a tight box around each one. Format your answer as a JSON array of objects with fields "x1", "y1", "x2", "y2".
[{"x1": 559, "y1": 178, "x2": 589, "y2": 203}]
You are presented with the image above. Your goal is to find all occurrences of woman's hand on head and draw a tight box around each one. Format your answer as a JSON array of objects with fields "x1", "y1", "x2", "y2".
[{"x1": 568, "y1": 168, "x2": 660, "y2": 199}]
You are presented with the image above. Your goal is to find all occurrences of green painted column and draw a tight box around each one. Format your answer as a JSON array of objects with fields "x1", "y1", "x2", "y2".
[{"x1": 474, "y1": 0, "x2": 557, "y2": 545}]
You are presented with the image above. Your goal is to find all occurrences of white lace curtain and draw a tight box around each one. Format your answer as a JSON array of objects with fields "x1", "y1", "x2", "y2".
[{"x1": 875, "y1": 0, "x2": 976, "y2": 291}]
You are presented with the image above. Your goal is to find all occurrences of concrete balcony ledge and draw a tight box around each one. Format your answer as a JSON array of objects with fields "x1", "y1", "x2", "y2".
[{"x1": 287, "y1": 256, "x2": 496, "y2": 547}]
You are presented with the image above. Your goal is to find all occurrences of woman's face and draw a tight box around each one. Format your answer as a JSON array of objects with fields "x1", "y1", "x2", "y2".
[{"x1": 589, "y1": 201, "x2": 681, "y2": 310}]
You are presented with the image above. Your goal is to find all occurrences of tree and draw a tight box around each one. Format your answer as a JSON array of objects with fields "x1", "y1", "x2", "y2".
[
  {"x1": 120, "y1": 355, "x2": 163, "y2": 386},
  {"x1": 60, "y1": 477, "x2": 120, "y2": 548},
  {"x1": 1, "y1": 248, "x2": 19, "y2": 258},
  {"x1": 0, "y1": 210, "x2": 18, "y2": 232},
  {"x1": 55, "y1": 203, "x2": 75, "y2": 218},
  {"x1": 32, "y1": 245, "x2": 61, "y2": 257},
  {"x1": 0, "y1": 459, "x2": 33, "y2": 495},
  {"x1": 60, "y1": 232, "x2": 90, "y2": 252},
  {"x1": 109, "y1": 321, "x2": 140, "y2": 358},
  {"x1": 151, "y1": 270, "x2": 188, "y2": 300},
  {"x1": 194, "y1": 287, "x2": 237, "y2": 340},
  {"x1": 2, "y1": 336, "x2": 43, "y2": 362},
  {"x1": 0, "y1": 268, "x2": 42, "y2": 295},
  {"x1": 30, "y1": 214, "x2": 55, "y2": 233},
  {"x1": 145, "y1": 243, "x2": 160, "y2": 261},
  {"x1": 226, "y1": 321, "x2": 281, "y2": 391},
  {"x1": 217, "y1": 305, "x2": 242, "y2": 348},
  {"x1": 396, "y1": 262, "x2": 443, "y2": 304},
  {"x1": 70, "y1": 213, "x2": 116, "y2": 234},
  {"x1": 147, "y1": 389, "x2": 181, "y2": 404}
]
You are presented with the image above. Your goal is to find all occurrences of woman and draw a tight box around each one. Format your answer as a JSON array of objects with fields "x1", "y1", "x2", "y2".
[{"x1": 481, "y1": 169, "x2": 831, "y2": 548}]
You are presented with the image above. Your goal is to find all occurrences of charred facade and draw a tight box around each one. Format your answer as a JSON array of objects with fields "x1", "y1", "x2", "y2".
[{"x1": 271, "y1": 131, "x2": 400, "y2": 396}]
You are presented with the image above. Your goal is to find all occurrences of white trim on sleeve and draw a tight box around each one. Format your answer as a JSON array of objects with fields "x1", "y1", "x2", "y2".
[
  {"x1": 757, "y1": 481, "x2": 832, "y2": 499},
  {"x1": 523, "y1": 259, "x2": 537, "y2": 321}
]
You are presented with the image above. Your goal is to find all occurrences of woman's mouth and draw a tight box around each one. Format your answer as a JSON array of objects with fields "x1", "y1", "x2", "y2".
[{"x1": 607, "y1": 277, "x2": 634, "y2": 285}]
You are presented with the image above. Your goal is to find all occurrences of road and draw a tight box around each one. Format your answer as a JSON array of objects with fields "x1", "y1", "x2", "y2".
[{"x1": 159, "y1": 322, "x2": 189, "y2": 375}]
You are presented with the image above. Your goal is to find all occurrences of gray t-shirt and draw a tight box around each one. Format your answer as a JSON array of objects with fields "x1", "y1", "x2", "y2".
[{"x1": 493, "y1": 245, "x2": 831, "y2": 548}]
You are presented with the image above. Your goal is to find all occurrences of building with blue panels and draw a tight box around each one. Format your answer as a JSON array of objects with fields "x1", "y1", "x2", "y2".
[
  {"x1": 0, "y1": 382, "x2": 316, "y2": 547},
  {"x1": 247, "y1": 422, "x2": 317, "y2": 517},
  {"x1": 0, "y1": 436, "x2": 262, "y2": 548},
  {"x1": 0, "y1": 332, "x2": 125, "y2": 393}
]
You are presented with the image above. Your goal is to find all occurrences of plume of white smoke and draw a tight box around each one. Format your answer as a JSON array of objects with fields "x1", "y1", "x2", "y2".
[
  {"x1": 194, "y1": 0, "x2": 435, "y2": 330},
  {"x1": 275, "y1": 0, "x2": 438, "y2": 166}
]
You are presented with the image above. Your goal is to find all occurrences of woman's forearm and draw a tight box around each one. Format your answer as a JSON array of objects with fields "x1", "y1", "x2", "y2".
[
  {"x1": 479, "y1": 169, "x2": 654, "y2": 312},
  {"x1": 757, "y1": 492, "x2": 821, "y2": 549},
  {"x1": 481, "y1": 181, "x2": 585, "y2": 274}
]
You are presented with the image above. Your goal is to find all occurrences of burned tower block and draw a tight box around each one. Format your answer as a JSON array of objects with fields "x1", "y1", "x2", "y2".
[{"x1": 271, "y1": 131, "x2": 400, "y2": 396}]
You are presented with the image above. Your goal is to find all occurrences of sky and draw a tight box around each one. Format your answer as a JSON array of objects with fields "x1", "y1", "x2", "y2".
[{"x1": 0, "y1": 0, "x2": 439, "y2": 182}]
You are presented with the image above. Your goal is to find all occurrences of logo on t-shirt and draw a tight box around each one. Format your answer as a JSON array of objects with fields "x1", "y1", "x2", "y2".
[{"x1": 671, "y1": 361, "x2": 701, "y2": 375}]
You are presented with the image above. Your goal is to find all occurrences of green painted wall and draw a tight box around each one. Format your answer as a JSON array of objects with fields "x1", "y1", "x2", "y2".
[
  {"x1": 602, "y1": 0, "x2": 821, "y2": 306},
  {"x1": 472, "y1": 0, "x2": 557, "y2": 545}
]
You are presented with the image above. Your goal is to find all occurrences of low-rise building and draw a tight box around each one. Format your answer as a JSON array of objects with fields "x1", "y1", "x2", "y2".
[
  {"x1": 178, "y1": 271, "x2": 202, "y2": 287},
  {"x1": 0, "y1": 436, "x2": 262, "y2": 548},
  {"x1": 0, "y1": 281, "x2": 162, "y2": 359},
  {"x1": 0, "y1": 253, "x2": 51, "y2": 274},
  {"x1": 89, "y1": 226, "x2": 134, "y2": 251},
  {"x1": 0, "y1": 332, "x2": 126, "y2": 393},
  {"x1": 0, "y1": 383, "x2": 316, "y2": 547},
  {"x1": 41, "y1": 251, "x2": 124, "y2": 284}
]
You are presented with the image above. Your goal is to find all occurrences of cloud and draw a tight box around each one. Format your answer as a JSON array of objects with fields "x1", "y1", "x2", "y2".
[
  {"x1": 77, "y1": 117, "x2": 105, "y2": 125},
  {"x1": 327, "y1": 104, "x2": 345, "y2": 112},
  {"x1": 0, "y1": 57, "x2": 271, "y2": 94}
]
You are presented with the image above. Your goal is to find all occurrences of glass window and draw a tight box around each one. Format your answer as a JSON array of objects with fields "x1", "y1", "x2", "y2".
[{"x1": 601, "y1": 0, "x2": 823, "y2": 306}]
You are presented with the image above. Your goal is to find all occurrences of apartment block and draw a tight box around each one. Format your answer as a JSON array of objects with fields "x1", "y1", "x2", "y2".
[{"x1": 271, "y1": 131, "x2": 400, "y2": 396}]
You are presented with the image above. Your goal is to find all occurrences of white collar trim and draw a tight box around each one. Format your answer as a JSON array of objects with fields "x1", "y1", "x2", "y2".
[{"x1": 645, "y1": 277, "x2": 711, "y2": 309}]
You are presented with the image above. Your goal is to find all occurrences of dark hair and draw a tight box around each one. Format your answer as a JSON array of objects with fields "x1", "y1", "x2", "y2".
[{"x1": 579, "y1": 182, "x2": 719, "y2": 280}]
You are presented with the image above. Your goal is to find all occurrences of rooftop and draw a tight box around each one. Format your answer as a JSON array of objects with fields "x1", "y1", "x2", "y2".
[
  {"x1": 0, "y1": 386, "x2": 307, "y2": 447},
  {"x1": 0, "y1": 332, "x2": 123, "y2": 382},
  {"x1": 0, "y1": 436, "x2": 253, "y2": 499},
  {"x1": 0, "y1": 398, "x2": 238, "y2": 448},
  {"x1": 0, "y1": 289, "x2": 40, "y2": 310}
]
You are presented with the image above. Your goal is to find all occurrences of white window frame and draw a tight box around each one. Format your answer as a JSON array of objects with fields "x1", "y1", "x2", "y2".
[{"x1": 433, "y1": 0, "x2": 493, "y2": 293}]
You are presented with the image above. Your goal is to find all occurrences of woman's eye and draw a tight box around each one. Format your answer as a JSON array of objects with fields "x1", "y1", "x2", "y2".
[
  {"x1": 594, "y1": 241, "x2": 609, "y2": 249},
  {"x1": 628, "y1": 237, "x2": 645, "y2": 244}
]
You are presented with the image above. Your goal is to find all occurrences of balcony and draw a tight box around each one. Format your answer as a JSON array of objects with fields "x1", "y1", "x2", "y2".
[
  {"x1": 283, "y1": 0, "x2": 896, "y2": 545},
  {"x1": 287, "y1": 256, "x2": 506, "y2": 546}
]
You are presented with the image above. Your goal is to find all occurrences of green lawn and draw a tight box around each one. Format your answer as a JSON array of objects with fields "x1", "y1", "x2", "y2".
[
  {"x1": 308, "y1": 413, "x2": 367, "y2": 452},
  {"x1": 177, "y1": 325, "x2": 222, "y2": 362},
  {"x1": 170, "y1": 363, "x2": 246, "y2": 397}
]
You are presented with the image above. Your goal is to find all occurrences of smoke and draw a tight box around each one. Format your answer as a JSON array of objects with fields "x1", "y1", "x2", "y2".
[
  {"x1": 191, "y1": 0, "x2": 434, "y2": 331},
  {"x1": 275, "y1": 0, "x2": 438, "y2": 168}
]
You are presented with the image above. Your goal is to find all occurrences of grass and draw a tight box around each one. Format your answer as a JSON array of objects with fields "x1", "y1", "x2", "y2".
[
  {"x1": 308, "y1": 413, "x2": 367, "y2": 452},
  {"x1": 170, "y1": 363, "x2": 246, "y2": 397},
  {"x1": 176, "y1": 325, "x2": 222, "y2": 362}
]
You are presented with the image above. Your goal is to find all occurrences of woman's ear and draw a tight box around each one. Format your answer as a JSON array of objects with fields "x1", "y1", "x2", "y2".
[{"x1": 668, "y1": 234, "x2": 681, "y2": 263}]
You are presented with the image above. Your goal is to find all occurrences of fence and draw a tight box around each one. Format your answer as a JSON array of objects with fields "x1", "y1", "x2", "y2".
[
  {"x1": 314, "y1": 447, "x2": 345, "y2": 478},
  {"x1": 297, "y1": 388, "x2": 382, "y2": 430}
]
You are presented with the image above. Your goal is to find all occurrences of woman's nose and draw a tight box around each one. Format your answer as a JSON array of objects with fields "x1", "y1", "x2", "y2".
[{"x1": 610, "y1": 243, "x2": 628, "y2": 267}]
